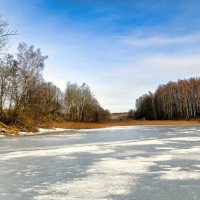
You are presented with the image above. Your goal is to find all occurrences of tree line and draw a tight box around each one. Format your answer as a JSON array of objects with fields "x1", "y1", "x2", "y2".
[
  {"x1": 0, "y1": 17, "x2": 110, "y2": 130},
  {"x1": 64, "y1": 82, "x2": 110, "y2": 122},
  {"x1": 134, "y1": 78, "x2": 200, "y2": 120}
]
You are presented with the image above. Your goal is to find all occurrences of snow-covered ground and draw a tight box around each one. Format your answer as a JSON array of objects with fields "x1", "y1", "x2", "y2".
[
  {"x1": 19, "y1": 128, "x2": 69, "y2": 136},
  {"x1": 0, "y1": 125, "x2": 200, "y2": 200}
]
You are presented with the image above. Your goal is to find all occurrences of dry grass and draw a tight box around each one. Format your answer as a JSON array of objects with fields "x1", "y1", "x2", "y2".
[
  {"x1": 1, "y1": 119, "x2": 199, "y2": 136},
  {"x1": 52, "y1": 119, "x2": 200, "y2": 129},
  {"x1": 0, "y1": 122, "x2": 19, "y2": 135}
]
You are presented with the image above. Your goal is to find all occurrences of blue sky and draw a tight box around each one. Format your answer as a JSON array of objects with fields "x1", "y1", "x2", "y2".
[{"x1": 0, "y1": 0, "x2": 200, "y2": 112}]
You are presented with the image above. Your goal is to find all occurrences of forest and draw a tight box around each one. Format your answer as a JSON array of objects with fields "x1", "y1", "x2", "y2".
[
  {"x1": 135, "y1": 78, "x2": 200, "y2": 120},
  {"x1": 0, "y1": 17, "x2": 110, "y2": 131}
]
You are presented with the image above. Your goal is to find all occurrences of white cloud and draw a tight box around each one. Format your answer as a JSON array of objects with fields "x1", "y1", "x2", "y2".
[{"x1": 124, "y1": 33, "x2": 200, "y2": 47}]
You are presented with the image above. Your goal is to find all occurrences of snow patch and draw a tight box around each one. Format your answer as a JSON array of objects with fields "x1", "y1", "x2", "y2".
[
  {"x1": 33, "y1": 157, "x2": 155, "y2": 200},
  {"x1": 0, "y1": 144, "x2": 114, "y2": 161},
  {"x1": 160, "y1": 167, "x2": 200, "y2": 180},
  {"x1": 79, "y1": 126, "x2": 137, "y2": 132},
  {"x1": 19, "y1": 128, "x2": 69, "y2": 136},
  {"x1": 165, "y1": 137, "x2": 200, "y2": 141}
]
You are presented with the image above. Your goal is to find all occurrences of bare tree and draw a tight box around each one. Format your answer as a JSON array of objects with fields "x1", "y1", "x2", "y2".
[
  {"x1": 0, "y1": 16, "x2": 16, "y2": 54},
  {"x1": 16, "y1": 43, "x2": 48, "y2": 113},
  {"x1": 64, "y1": 82, "x2": 110, "y2": 122},
  {"x1": 135, "y1": 78, "x2": 200, "y2": 120}
]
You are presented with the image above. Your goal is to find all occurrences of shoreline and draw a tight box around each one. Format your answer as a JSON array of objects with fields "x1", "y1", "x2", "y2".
[
  {"x1": 52, "y1": 120, "x2": 200, "y2": 130},
  {"x1": 18, "y1": 128, "x2": 70, "y2": 136},
  {"x1": 19, "y1": 122, "x2": 200, "y2": 136},
  {"x1": 1, "y1": 120, "x2": 200, "y2": 136}
]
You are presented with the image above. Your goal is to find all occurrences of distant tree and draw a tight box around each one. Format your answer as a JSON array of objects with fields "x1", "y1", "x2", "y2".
[
  {"x1": 135, "y1": 78, "x2": 200, "y2": 120},
  {"x1": 135, "y1": 92, "x2": 156, "y2": 120},
  {"x1": 64, "y1": 82, "x2": 110, "y2": 122},
  {"x1": 128, "y1": 109, "x2": 134, "y2": 119}
]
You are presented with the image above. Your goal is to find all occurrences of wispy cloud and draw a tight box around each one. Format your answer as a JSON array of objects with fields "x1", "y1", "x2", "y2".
[
  {"x1": 27, "y1": 31, "x2": 200, "y2": 112},
  {"x1": 124, "y1": 34, "x2": 200, "y2": 47}
]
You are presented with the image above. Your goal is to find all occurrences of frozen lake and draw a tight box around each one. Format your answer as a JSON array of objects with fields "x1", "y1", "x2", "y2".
[{"x1": 0, "y1": 126, "x2": 200, "y2": 200}]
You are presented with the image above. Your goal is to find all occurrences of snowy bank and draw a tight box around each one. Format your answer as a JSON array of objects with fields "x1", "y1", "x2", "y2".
[{"x1": 19, "y1": 128, "x2": 69, "y2": 136}]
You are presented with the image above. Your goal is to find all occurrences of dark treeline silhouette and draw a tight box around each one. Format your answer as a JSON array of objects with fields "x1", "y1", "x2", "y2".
[
  {"x1": 0, "y1": 17, "x2": 110, "y2": 131},
  {"x1": 135, "y1": 78, "x2": 200, "y2": 120}
]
